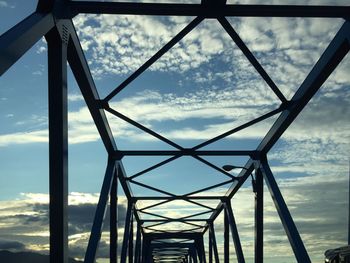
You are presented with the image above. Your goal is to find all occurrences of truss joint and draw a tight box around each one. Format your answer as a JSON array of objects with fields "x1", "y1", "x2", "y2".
[
  {"x1": 183, "y1": 148, "x2": 194, "y2": 155},
  {"x1": 280, "y1": 99, "x2": 294, "y2": 110},
  {"x1": 112, "y1": 150, "x2": 124, "y2": 160},
  {"x1": 96, "y1": 99, "x2": 109, "y2": 109}
]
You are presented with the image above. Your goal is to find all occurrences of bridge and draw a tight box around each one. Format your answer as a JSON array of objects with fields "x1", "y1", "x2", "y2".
[{"x1": 1, "y1": 0, "x2": 349, "y2": 262}]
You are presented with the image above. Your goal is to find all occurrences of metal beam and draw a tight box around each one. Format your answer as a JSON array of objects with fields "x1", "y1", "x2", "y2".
[
  {"x1": 84, "y1": 159, "x2": 116, "y2": 263},
  {"x1": 195, "y1": 236, "x2": 206, "y2": 263},
  {"x1": 148, "y1": 232, "x2": 201, "y2": 240},
  {"x1": 224, "y1": 202, "x2": 245, "y2": 263},
  {"x1": 142, "y1": 219, "x2": 207, "y2": 223},
  {"x1": 133, "y1": 196, "x2": 222, "y2": 200},
  {"x1": 129, "y1": 212, "x2": 134, "y2": 263},
  {"x1": 224, "y1": 211, "x2": 229, "y2": 263},
  {"x1": 69, "y1": 2, "x2": 350, "y2": 18},
  {"x1": 116, "y1": 150, "x2": 256, "y2": 157},
  {"x1": 121, "y1": 202, "x2": 134, "y2": 263},
  {"x1": 192, "y1": 107, "x2": 285, "y2": 151},
  {"x1": 203, "y1": 162, "x2": 254, "y2": 232},
  {"x1": 135, "y1": 223, "x2": 142, "y2": 263},
  {"x1": 202, "y1": 19, "x2": 350, "y2": 238},
  {"x1": 191, "y1": 155, "x2": 236, "y2": 180},
  {"x1": 0, "y1": 12, "x2": 54, "y2": 76},
  {"x1": 209, "y1": 224, "x2": 220, "y2": 263},
  {"x1": 190, "y1": 247, "x2": 198, "y2": 263},
  {"x1": 66, "y1": 19, "x2": 143, "y2": 227},
  {"x1": 208, "y1": 231, "x2": 213, "y2": 263},
  {"x1": 150, "y1": 243, "x2": 195, "y2": 249},
  {"x1": 110, "y1": 169, "x2": 118, "y2": 263},
  {"x1": 66, "y1": 20, "x2": 117, "y2": 154},
  {"x1": 184, "y1": 180, "x2": 235, "y2": 196},
  {"x1": 47, "y1": 25, "x2": 68, "y2": 263},
  {"x1": 106, "y1": 107, "x2": 184, "y2": 150},
  {"x1": 218, "y1": 17, "x2": 286, "y2": 103},
  {"x1": 128, "y1": 156, "x2": 181, "y2": 180},
  {"x1": 254, "y1": 165, "x2": 263, "y2": 263},
  {"x1": 130, "y1": 179, "x2": 176, "y2": 197},
  {"x1": 259, "y1": 157, "x2": 311, "y2": 262},
  {"x1": 104, "y1": 17, "x2": 203, "y2": 101},
  {"x1": 142, "y1": 236, "x2": 150, "y2": 263}
]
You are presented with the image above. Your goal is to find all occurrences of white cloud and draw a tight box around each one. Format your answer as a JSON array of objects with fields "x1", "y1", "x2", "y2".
[
  {"x1": 0, "y1": 1, "x2": 8, "y2": 8},
  {"x1": 3, "y1": 5, "x2": 348, "y2": 149},
  {"x1": 0, "y1": 130, "x2": 48, "y2": 147},
  {"x1": 68, "y1": 93, "x2": 84, "y2": 102},
  {"x1": 32, "y1": 70, "x2": 43, "y2": 76},
  {"x1": 73, "y1": 14, "x2": 241, "y2": 77},
  {"x1": 36, "y1": 46, "x2": 46, "y2": 54},
  {"x1": 0, "y1": 81, "x2": 278, "y2": 147},
  {"x1": 0, "y1": 71, "x2": 348, "y2": 151}
]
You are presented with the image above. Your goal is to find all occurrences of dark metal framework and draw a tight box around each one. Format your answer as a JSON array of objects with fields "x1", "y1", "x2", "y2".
[{"x1": 1, "y1": 0, "x2": 349, "y2": 262}]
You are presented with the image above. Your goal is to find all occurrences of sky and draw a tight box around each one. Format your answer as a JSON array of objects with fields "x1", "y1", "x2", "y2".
[{"x1": 0, "y1": 0, "x2": 349, "y2": 262}]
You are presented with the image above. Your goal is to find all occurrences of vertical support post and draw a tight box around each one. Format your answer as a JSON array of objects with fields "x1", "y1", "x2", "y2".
[
  {"x1": 259, "y1": 156, "x2": 311, "y2": 263},
  {"x1": 194, "y1": 239, "x2": 202, "y2": 263},
  {"x1": 209, "y1": 224, "x2": 220, "y2": 263},
  {"x1": 141, "y1": 236, "x2": 150, "y2": 263},
  {"x1": 348, "y1": 159, "x2": 350, "y2": 245},
  {"x1": 135, "y1": 223, "x2": 142, "y2": 263},
  {"x1": 47, "y1": 25, "x2": 68, "y2": 263},
  {"x1": 128, "y1": 212, "x2": 134, "y2": 263},
  {"x1": 254, "y1": 165, "x2": 263, "y2": 263},
  {"x1": 208, "y1": 231, "x2": 213, "y2": 263},
  {"x1": 224, "y1": 211, "x2": 229, "y2": 263},
  {"x1": 198, "y1": 236, "x2": 207, "y2": 263},
  {"x1": 110, "y1": 169, "x2": 118, "y2": 263},
  {"x1": 141, "y1": 237, "x2": 145, "y2": 263},
  {"x1": 191, "y1": 247, "x2": 198, "y2": 263},
  {"x1": 121, "y1": 202, "x2": 133, "y2": 263},
  {"x1": 224, "y1": 201, "x2": 245, "y2": 263},
  {"x1": 197, "y1": 238, "x2": 203, "y2": 263},
  {"x1": 85, "y1": 159, "x2": 116, "y2": 263}
]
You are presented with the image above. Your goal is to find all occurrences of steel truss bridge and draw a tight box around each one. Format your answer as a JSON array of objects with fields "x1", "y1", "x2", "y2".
[{"x1": 1, "y1": 0, "x2": 349, "y2": 262}]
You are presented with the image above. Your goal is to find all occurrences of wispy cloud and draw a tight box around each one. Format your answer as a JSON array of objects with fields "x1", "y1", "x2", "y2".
[{"x1": 0, "y1": 1, "x2": 9, "y2": 8}]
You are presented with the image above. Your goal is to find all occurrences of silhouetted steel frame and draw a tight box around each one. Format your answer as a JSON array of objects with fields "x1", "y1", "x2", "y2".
[{"x1": 0, "y1": 0, "x2": 349, "y2": 262}]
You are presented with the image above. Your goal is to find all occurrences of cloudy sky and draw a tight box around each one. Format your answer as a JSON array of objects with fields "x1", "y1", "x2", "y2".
[{"x1": 0, "y1": 0, "x2": 349, "y2": 262}]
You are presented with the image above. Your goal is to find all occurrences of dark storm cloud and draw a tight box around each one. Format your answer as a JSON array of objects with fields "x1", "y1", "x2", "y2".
[
  {"x1": 68, "y1": 202, "x2": 127, "y2": 234},
  {"x1": 0, "y1": 195, "x2": 128, "y2": 260},
  {"x1": 0, "y1": 239, "x2": 25, "y2": 250},
  {"x1": 27, "y1": 200, "x2": 128, "y2": 234}
]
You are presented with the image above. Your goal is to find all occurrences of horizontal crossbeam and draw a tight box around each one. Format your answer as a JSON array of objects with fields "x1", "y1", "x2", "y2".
[
  {"x1": 133, "y1": 196, "x2": 222, "y2": 200},
  {"x1": 142, "y1": 219, "x2": 208, "y2": 223},
  {"x1": 69, "y1": 2, "x2": 350, "y2": 18},
  {"x1": 114, "y1": 150, "x2": 257, "y2": 158}
]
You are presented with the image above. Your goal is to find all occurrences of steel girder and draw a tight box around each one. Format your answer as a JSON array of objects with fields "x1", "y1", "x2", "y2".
[
  {"x1": 0, "y1": 0, "x2": 349, "y2": 262},
  {"x1": 46, "y1": 24, "x2": 69, "y2": 263}
]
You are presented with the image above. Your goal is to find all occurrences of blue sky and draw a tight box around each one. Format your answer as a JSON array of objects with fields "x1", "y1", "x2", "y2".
[{"x1": 0, "y1": 0, "x2": 349, "y2": 262}]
